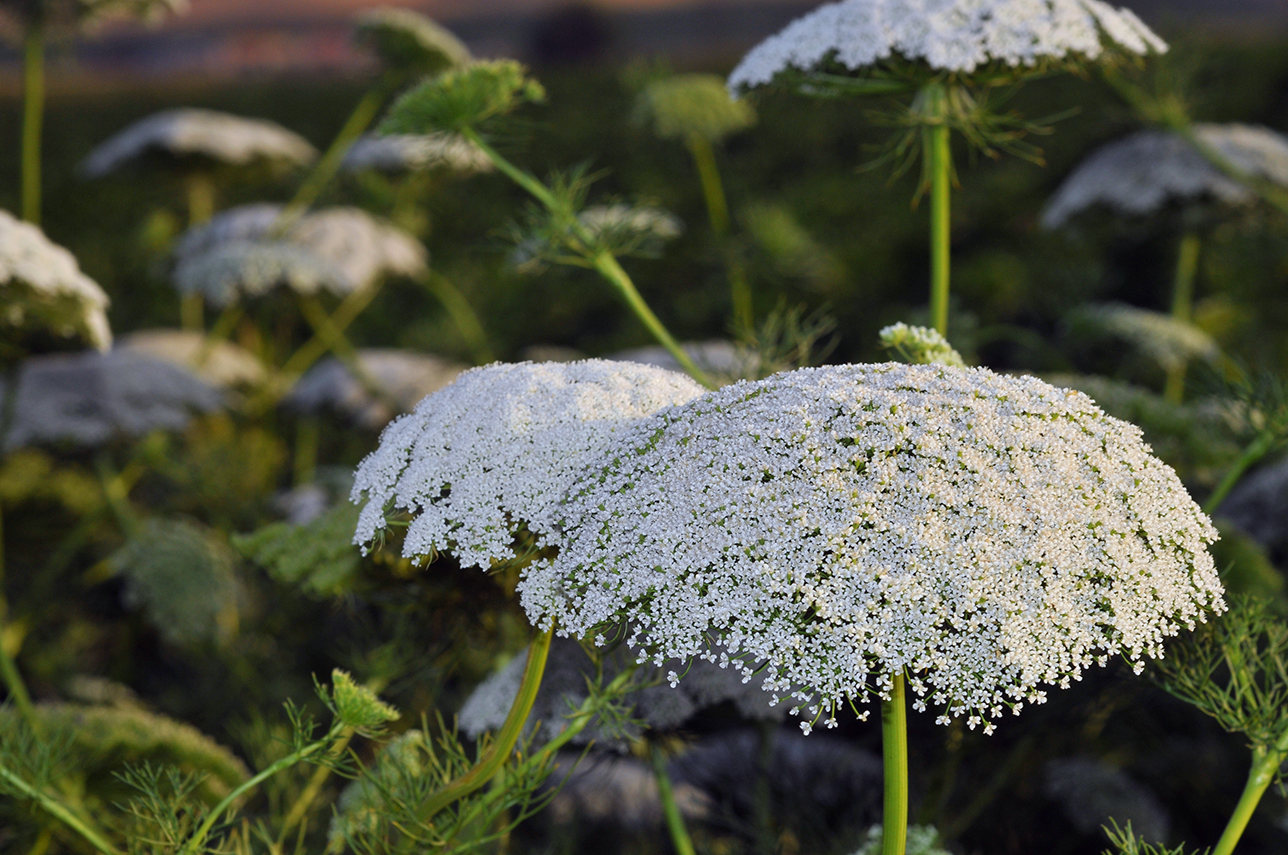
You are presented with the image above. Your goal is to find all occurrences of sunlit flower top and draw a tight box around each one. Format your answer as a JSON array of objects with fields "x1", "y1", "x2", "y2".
[
  {"x1": 879, "y1": 323, "x2": 965, "y2": 367},
  {"x1": 341, "y1": 132, "x2": 493, "y2": 175},
  {"x1": 1041, "y1": 124, "x2": 1288, "y2": 228},
  {"x1": 80, "y1": 109, "x2": 316, "y2": 176},
  {"x1": 351, "y1": 360, "x2": 706, "y2": 569},
  {"x1": 353, "y1": 6, "x2": 472, "y2": 76},
  {"x1": 119, "y1": 329, "x2": 265, "y2": 389},
  {"x1": 524, "y1": 363, "x2": 1223, "y2": 734},
  {"x1": 0, "y1": 210, "x2": 111, "y2": 352},
  {"x1": 173, "y1": 204, "x2": 428, "y2": 298},
  {"x1": 172, "y1": 241, "x2": 351, "y2": 306},
  {"x1": 727, "y1": 0, "x2": 1166, "y2": 92}
]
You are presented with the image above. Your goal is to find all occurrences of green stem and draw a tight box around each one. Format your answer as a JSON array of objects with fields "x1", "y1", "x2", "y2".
[
  {"x1": 417, "y1": 628, "x2": 553, "y2": 822},
  {"x1": 420, "y1": 270, "x2": 496, "y2": 365},
  {"x1": 180, "y1": 722, "x2": 345, "y2": 855},
  {"x1": 928, "y1": 119, "x2": 952, "y2": 338},
  {"x1": 276, "y1": 80, "x2": 396, "y2": 234},
  {"x1": 266, "y1": 284, "x2": 381, "y2": 407},
  {"x1": 882, "y1": 673, "x2": 909, "y2": 855},
  {"x1": 20, "y1": 21, "x2": 45, "y2": 225},
  {"x1": 590, "y1": 252, "x2": 715, "y2": 389},
  {"x1": 0, "y1": 618, "x2": 38, "y2": 733},
  {"x1": 685, "y1": 133, "x2": 730, "y2": 238},
  {"x1": 0, "y1": 761, "x2": 121, "y2": 855},
  {"x1": 93, "y1": 453, "x2": 139, "y2": 539},
  {"x1": 1204, "y1": 429, "x2": 1277, "y2": 516},
  {"x1": 461, "y1": 128, "x2": 711, "y2": 386},
  {"x1": 649, "y1": 741, "x2": 697, "y2": 855},
  {"x1": 185, "y1": 173, "x2": 216, "y2": 226},
  {"x1": 1164, "y1": 231, "x2": 1202, "y2": 404},
  {"x1": 293, "y1": 417, "x2": 320, "y2": 487},
  {"x1": 1211, "y1": 734, "x2": 1288, "y2": 855},
  {"x1": 752, "y1": 720, "x2": 778, "y2": 855}
]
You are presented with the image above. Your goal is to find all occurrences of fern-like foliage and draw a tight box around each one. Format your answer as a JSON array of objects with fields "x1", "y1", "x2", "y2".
[
  {"x1": 1103, "y1": 820, "x2": 1210, "y2": 855},
  {"x1": 234, "y1": 502, "x2": 362, "y2": 597}
]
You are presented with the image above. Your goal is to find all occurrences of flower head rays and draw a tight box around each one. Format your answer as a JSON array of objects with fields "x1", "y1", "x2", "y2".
[{"x1": 527, "y1": 363, "x2": 1223, "y2": 734}]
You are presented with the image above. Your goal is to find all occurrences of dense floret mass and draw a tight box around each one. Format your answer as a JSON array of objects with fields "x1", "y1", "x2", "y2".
[
  {"x1": 341, "y1": 132, "x2": 492, "y2": 174},
  {"x1": 1041, "y1": 124, "x2": 1288, "y2": 227},
  {"x1": 350, "y1": 360, "x2": 706, "y2": 568},
  {"x1": 727, "y1": 0, "x2": 1166, "y2": 91},
  {"x1": 524, "y1": 363, "x2": 1222, "y2": 733},
  {"x1": 0, "y1": 210, "x2": 112, "y2": 351}
]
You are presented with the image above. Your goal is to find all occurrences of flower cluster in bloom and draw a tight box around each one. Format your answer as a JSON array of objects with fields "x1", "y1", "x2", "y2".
[
  {"x1": 512, "y1": 204, "x2": 684, "y2": 269},
  {"x1": 1069, "y1": 302, "x2": 1219, "y2": 374},
  {"x1": 287, "y1": 348, "x2": 465, "y2": 429},
  {"x1": 172, "y1": 204, "x2": 428, "y2": 303},
  {"x1": 353, "y1": 6, "x2": 472, "y2": 76},
  {"x1": 119, "y1": 329, "x2": 265, "y2": 389},
  {"x1": 879, "y1": 323, "x2": 965, "y2": 366},
  {"x1": 1042, "y1": 124, "x2": 1288, "y2": 227},
  {"x1": 80, "y1": 108, "x2": 316, "y2": 177},
  {"x1": 350, "y1": 360, "x2": 705, "y2": 568},
  {"x1": 458, "y1": 637, "x2": 785, "y2": 747},
  {"x1": 524, "y1": 363, "x2": 1223, "y2": 734},
  {"x1": 0, "y1": 210, "x2": 112, "y2": 352},
  {"x1": 1, "y1": 351, "x2": 222, "y2": 452},
  {"x1": 635, "y1": 74, "x2": 758, "y2": 143},
  {"x1": 341, "y1": 132, "x2": 493, "y2": 175},
  {"x1": 727, "y1": 0, "x2": 1166, "y2": 92}
]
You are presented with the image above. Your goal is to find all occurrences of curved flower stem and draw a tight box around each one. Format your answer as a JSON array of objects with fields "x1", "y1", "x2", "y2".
[
  {"x1": 649, "y1": 741, "x2": 697, "y2": 855},
  {"x1": 419, "y1": 270, "x2": 496, "y2": 365},
  {"x1": 418, "y1": 627, "x2": 553, "y2": 822},
  {"x1": 20, "y1": 21, "x2": 45, "y2": 225},
  {"x1": 928, "y1": 120, "x2": 952, "y2": 338},
  {"x1": 276, "y1": 76, "x2": 399, "y2": 233},
  {"x1": 459, "y1": 127, "x2": 715, "y2": 389},
  {"x1": 1204, "y1": 428, "x2": 1277, "y2": 516},
  {"x1": 684, "y1": 133, "x2": 751, "y2": 329},
  {"x1": 0, "y1": 761, "x2": 121, "y2": 855},
  {"x1": 882, "y1": 673, "x2": 909, "y2": 855},
  {"x1": 1164, "y1": 231, "x2": 1202, "y2": 404},
  {"x1": 1211, "y1": 729, "x2": 1288, "y2": 855}
]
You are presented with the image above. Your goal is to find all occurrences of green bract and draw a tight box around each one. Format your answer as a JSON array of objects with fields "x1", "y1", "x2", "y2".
[
  {"x1": 380, "y1": 60, "x2": 546, "y2": 135},
  {"x1": 635, "y1": 74, "x2": 756, "y2": 143},
  {"x1": 328, "y1": 669, "x2": 400, "y2": 733}
]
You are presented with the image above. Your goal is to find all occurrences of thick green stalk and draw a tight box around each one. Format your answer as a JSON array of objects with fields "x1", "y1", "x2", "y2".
[
  {"x1": 0, "y1": 762, "x2": 121, "y2": 855},
  {"x1": 882, "y1": 674, "x2": 909, "y2": 855},
  {"x1": 1211, "y1": 731, "x2": 1288, "y2": 855},
  {"x1": 1204, "y1": 429, "x2": 1277, "y2": 516},
  {"x1": 1164, "y1": 231, "x2": 1202, "y2": 403},
  {"x1": 928, "y1": 121, "x2": 952, "y2": 337},
  {"x1": 420, "y1": 270, "x2": 496, "y2": 364},
  {"x1": 417, "y1": 628, "x2": 553, "y2": 821},
  {"x1": 276, "y1": 81, "x2": 395, "y2": 233},
  {"x1": 20, "y1": 22, "x2": 45, "y2": 225},
  {"x1": 590, "y1": 252, "x2": 714, "y2": 389},
  {"x1": 649, "y1": 742, "x2": 697, "y2": 855}
]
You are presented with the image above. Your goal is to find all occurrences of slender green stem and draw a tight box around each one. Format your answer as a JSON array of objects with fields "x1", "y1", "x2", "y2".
[
  {"x1": 20, "y1": 21, "x2": 45, "y2": 225},
  {"x1": 1164, "y1": 231, "x2": 1202, "y2": 403},
  {"x1": 293, "y1": 417, "x2": 320, "y2": 487},
  {"x1": 590, "y1": 252, "x2": 715, "y2": 389},
  {"x1": 650, "y1": 741, "x2": 697, "y2": 855},
  {"x1": 462, "y1": 127, "x2": 711, "y2": 386},
  {"x1": 685, "y1": 134, "x2": 730, "y2": 238},
  {"x1": 1205, "y1": 429, "x2": 1277, "y2": 516},
  {"x1": 93, "y1": 453, "x2": 139, "y2": 539},
  {"x1": 418, "y1": 628, "x2": 553, "y2": 822},
  {"x1": 420, "y1": 270, "x2": 496, "y2": 364},
  {"x1": 882, "y1": 673, "x2": 909, "y2": 855},
  {"x1": 752, "y1": 720, "x2": 778, "y2": 855},
  {"x1": 185, "y1": 173, "x2": 216, "y2": 226},
  {"x1": 266, "y1": 284, "x2": 382, "y2": 408},
  {"x1": 928, "y1": 121, "x2": 952, "y2": 337},
  {"x1": 276, "y1": 80, "x2": 396, "y2": 234},
  {"x1": 1211, "y1": 732, "x2": 1288, "y2": 855},
  {"x1": 0, "y1": 619, "x2": 38, "y2": 733},
  {"x1": 194, "y1": 303, "x2": 245, "y2": 371},
  {"x1": 180, "y1": 722, "x2": 345, "y2": 855},
  {"x1": 0, "y1": 761, "x2": 121, "y2": 855}
]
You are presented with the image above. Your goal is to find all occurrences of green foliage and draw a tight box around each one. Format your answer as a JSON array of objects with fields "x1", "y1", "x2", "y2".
[
  {"x1": 850, "y1": 823, "x2": 951, "y2": 855},
  {"x1": 323, "y1": 669, "x2": 400, "y2": 734},
  {"x1": 0, "y1": 447, "x2": 100, "y2": 514},
  {"x1": 634, "y1": 74, "x2": 756, "y2": 144},
  {"x1": 1151, "y1": 597, "x2": 1288, "y2": 754},
  {"x1": 1103, "y1": 820, "x2": 1210, "y2": 855},
  {"x1": 380, "y1": 60, "x2": 546, "y2": 135},
  {"x1": 1209, "y1": 520, "x2": 1285, "y2": 603},
  {"x1": 233, "y1": 502, "x2": 362, "y2": 597},
  {"x1": 109, "y1": 518, "x2": 240, "y2": 648}
]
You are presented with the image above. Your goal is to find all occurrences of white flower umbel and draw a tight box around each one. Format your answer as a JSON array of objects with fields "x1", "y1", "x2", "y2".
[
  {"x1": 80, "y1": 109, "x2": 316, "y2": 177},
  {"x1": 286, "y1": 348, "x2": 466, "y2": 429},
  {"x1": 728, "y1": 0, "x2": 1166, "y2": 91},
  {"x1": 351, "y1": 360, "x2": 705, "y2": 569},
  {"x1": 341, "y1": 132, "x2": 493, "y2": 175},
  {"x1": 530, "y1": 363, "x2": 1223, "y2": 734},
  {"x1": 879, "y1": 323, "x2": 965, "y2": 367},
  {"x1": 1, "y1": 210, "x2": 111, "y2": 353},
  {"x1": 353, "y1": 6, "x2": 472, "y2": 76},
  {"x1": 1041, "y1": 123, "x2": 1288, "y2": 228},
  {"x1": 172, "y1": 240, "x2": 351, "y2": 307},
  {"x1": 173, "y1": 205, "x2": 428, "y2": 299},
  {"x1": 1069, "y1": 302, "x2": 1220, "y2": 375}
]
